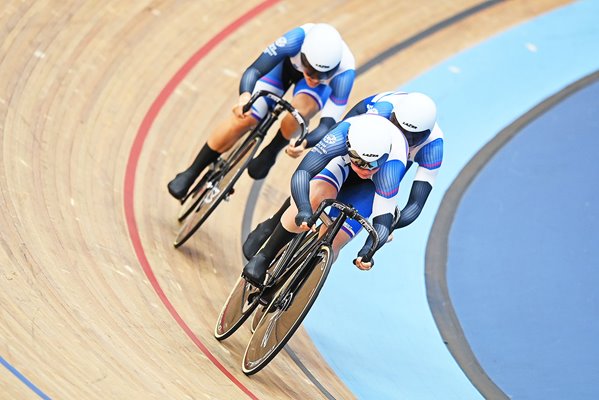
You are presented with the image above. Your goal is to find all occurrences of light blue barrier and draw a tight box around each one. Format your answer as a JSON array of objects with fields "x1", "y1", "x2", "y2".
[{"x1": 304, "y1": 1, "x2": 599, "y2": 398}]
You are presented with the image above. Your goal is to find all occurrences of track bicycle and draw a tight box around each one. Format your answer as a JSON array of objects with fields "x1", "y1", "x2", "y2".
[
  {"x1": 173, "y1": 90, "x2": 307, "y2": 248},
  {"x1": 214, "y1": 198, "x2": 380, "y2": 375}
]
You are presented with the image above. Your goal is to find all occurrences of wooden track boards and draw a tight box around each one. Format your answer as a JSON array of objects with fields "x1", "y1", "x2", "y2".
[{"x1": 0, "y1": 1, "x2": 568, "y2": 398}]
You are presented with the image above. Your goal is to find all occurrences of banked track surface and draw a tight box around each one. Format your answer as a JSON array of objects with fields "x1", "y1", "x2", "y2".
[{"x1": 0, "y1": 1, "x2": 568, "y2": 398}]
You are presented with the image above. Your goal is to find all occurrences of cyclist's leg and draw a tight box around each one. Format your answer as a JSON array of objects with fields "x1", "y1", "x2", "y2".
[
  {"x1": 281, "y1": 80, "x2": 330, "y2": 140},
  {"x1": 248, "y1": 79, "x2": 327, "y2": 179},
  {"x1": 243, "y1": 159, "x2": 344, "y2": 285},
  {"x1": 246, "y1": 63, "x2": 293, "y2": 179},
  {"x1": 243, "y1": 196, "x2": 291, "y2": 260},
  {"x1": 243, "y1": 83, "x2": 331, "y2": 253},
  {"x1": 167, "y1": 98, "x2": 259, "y2": 200}
]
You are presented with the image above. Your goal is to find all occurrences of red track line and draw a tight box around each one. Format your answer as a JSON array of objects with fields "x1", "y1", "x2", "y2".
[{"x1": 123, "y1": 1, "x2": 280, "y2": 398}]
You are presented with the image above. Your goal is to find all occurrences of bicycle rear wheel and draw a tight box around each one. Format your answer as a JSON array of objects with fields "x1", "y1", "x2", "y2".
[
  {"x1": 214, "y1": 276, "x2": 261, "y2": 340},
  {"x1": 214, "y1": 231, "x2": 305, "y2": 340},
  {"x1": 173, "y1": 136, "x2": 261, "y2": 248},
  {"x1": 250, "y1": 229, "x2": 320, "y2": 333},
  {"x1": 242, "y1": 244, "x2": 333, "y2": 375}
]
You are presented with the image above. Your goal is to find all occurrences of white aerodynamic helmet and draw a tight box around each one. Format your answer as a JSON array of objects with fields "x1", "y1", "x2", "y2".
[
  {"x1": 390, "y1": 92, "x2": 437, "y2": 146},
  {"x1": 300, "y1": 23, "x2": 343, "y2": 80},
  {"x1": 345, "y1": 115, "x2": 394, "y2": 170}
]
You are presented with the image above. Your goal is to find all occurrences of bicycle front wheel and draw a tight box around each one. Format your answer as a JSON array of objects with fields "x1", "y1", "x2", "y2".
[
  {"x1": 242, "y1": 244, "x2": 333, "y2": 375},
  {"x1": 173, "y1": 136, "x2": 261, "y2": 248},
  {"x1": 177, "y1": 166, "x2": 215, "y2": 222}
]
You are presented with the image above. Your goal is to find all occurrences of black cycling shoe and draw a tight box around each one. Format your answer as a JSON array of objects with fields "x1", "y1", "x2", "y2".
[
  {"x1": 242, "y1": 253, "x2": 270, "y2": 287},
  {"x1": 167, "y1": 170, "x2": 196, "y2": 200},
  {"x1": 247, "y1": 150, "x2": 277, "y2": 180},
  {"x1": 242, "y1": 219, "x2": 276, "y2": 260}
]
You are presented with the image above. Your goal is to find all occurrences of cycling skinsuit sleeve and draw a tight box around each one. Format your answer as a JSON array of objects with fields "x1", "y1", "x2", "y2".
[
  {"x1": 239, "y1": 27, "x2": 304, "y2": 94},
  {"x1": 291, "y1": 122, "x2": 350, "y2": 216}
]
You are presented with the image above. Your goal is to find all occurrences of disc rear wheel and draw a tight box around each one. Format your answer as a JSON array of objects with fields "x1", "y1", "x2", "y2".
[{"x1": 214, "y1": 276, "x2": 261, "y2": 340}]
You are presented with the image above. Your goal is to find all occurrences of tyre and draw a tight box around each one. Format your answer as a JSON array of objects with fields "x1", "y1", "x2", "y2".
[
  {"x1": 249, "y1": 230, "x2": 320, "y2": 333},
  {"x1": 241, "y1": 244, "x2": 333, "y2": 375},
  {"x1": 214, "y1": 232, "x2": 300, "y2": 339},
  {"x1": 173, "y1": 136, "x2": 261, "y2": 248},
  {"x1": 177, "y1": 165, "x2": 216, "y2": 222},
  {"x1": 214, "y1": 276, "x2": 261, "y2": 340}
]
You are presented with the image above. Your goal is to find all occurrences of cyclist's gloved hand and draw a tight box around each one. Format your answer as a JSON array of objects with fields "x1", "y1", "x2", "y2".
[
  {"x1": 354, "y1": 256, "x2": 373, "y2": 270},
  {"x1": 295, "y1": 209, "x2": 312, "y2": 230},
  {"x1": 285, "y1": 138, "x2": 308, "y2": 159},
  {"x1": 233, "y1": 92, "x2": 252, "y2": 118}
]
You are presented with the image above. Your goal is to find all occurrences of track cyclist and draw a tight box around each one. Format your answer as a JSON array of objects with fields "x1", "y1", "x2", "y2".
[
  {"x1": 243, "y1": 91, "x2": 443, "y2": 259},
  {"x1": 242, "y1": 113, "x2": 409, "y2": 286},
  {"x1": 168, "y1": 23, "x2": 356, "y2": 200}
]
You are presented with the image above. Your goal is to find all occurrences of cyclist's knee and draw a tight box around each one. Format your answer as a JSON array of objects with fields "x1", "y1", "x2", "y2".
[
  {"x1": 309, "y1": 181, "x2": 337, "y2": 209},
  {"x1": 291, "y1": 93, "x2": 319, "y2": 117},
  {"x1": 332, "y1": 230, "x2": 351, "y2": 256},
  {"x1": 231, "y1": 113, "x2": 258, "y2": 132},
  {"x1": 280, "y1": 113, "x2": 307, "y2": 138}
]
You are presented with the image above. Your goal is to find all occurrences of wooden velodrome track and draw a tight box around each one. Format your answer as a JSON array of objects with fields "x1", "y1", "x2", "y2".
[{"x1": 1, "y1": 1, "x2": 568, "y2": 399}]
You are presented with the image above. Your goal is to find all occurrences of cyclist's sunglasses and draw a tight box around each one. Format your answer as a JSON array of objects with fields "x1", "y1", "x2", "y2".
[
  {"x1": 390, "y1": 113, "x2": 431, "y2": 147},
  {"x1": 347, "y1": 149, "x2": 384, "y2": 171},
  {"x1": 300, "y1": 52, "x2": 339, "y2": 81}
]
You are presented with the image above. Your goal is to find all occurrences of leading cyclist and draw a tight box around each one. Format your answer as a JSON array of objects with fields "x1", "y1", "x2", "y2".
[
  {"x1": 167, "y1": 23, "x2": 356, "y2": 200},
  {"x1": 242, "y1": 113, "x2": 408, "y2": 286},
  {"x1": 243, "y1": 91, "x2": 443, "y2": 259}
]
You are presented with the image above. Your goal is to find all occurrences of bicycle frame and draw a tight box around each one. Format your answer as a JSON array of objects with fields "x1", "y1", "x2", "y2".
[
  {"x1": 239, "y1": 199, "x2": 382, "y2": 374},
  {"x1": 243, "y1": 89, "x2": 308, "y2": 145},
  {"x1": 262, "y1": 199, "x2": 380, "y2": 311},
  {"x1": 174, "y1": 90, "x2": 308, "y2": 247}
]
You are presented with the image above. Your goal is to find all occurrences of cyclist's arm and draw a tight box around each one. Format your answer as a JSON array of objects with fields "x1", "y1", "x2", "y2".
[
  {"x1": 393, "y1": 180, "x2": 433, "y2": 229},
  {"x1": 291, "y1": 123, "x2": 349, "y2": 224},
  {"x1": 304, "y1": 117, "x2": 336, "y2": 147},
  {"x1": 239, "y1": 27, "x2": 304, "y2": 94},
  {"x1": 394, "y1": 137, "x2": 443, "y2": 229},
  {"x1": 358, "y1": 213, "x2": 394, "y2": 261},
  {"x1": 306, "y1": 69, "x2": 355, "y2": 147},
  {"x1": 307, "y1": 94, "x2": 377, "y2": 148},
  {"x1": 342, "y1": 94, "x2": 376, "y2": 119}
]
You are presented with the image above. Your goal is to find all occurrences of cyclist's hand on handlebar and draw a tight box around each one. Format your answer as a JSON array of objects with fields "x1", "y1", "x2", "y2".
[
  {"x1": 354, "y1": 257, "x2": 373, "y2": 271},
  {"x1": 298, "y1": 221, "x2": 316, "y2": 232},
  {"x1": 233, "y1": 92, "x2": 252, "y2": 118},
  {"x1": 285, "y1": 138, "x2": 307, "y2": 159},
  {"x1": 295, "y1": 210, "x2": 315, "y2": 232}
]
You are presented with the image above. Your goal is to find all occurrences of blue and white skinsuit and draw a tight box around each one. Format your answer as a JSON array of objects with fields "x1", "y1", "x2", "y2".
[
  {"x1": 290, "y1": 92, "x2": 444, "y2": 257},
  {"x1": 239, "y1": 23, "x2": 356, "y2": 146},
  {"x1": 346, "y1": 91, "x2": 445, "y2": 229}
]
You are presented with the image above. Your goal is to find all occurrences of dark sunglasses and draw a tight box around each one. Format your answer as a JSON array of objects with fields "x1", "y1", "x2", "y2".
[{"x1": 348, "y1": 149, "x2": 383, "y2": 171}]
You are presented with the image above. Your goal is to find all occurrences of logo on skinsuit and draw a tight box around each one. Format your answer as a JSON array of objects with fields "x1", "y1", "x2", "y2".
[
  {"x1": 264, "y1": 36, "x2": 288, "y2": 56},
  {"x1": 323, "y1": 133, "x2": 337, "y2": 144},
  {"x1": 275, "y1": 36, "x2": 287, "y2": 47}
]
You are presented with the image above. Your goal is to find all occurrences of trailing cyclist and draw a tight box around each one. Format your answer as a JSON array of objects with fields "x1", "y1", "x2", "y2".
[
  {"x1": 168, "y1": 23, "x2": 356, "y2": 200},
  {"x1": 243, "y1": 91, "x2": 443, "y2": 258},
  {"x1": 242, "y1": 113, "x2": 408, "y2": 286}
]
